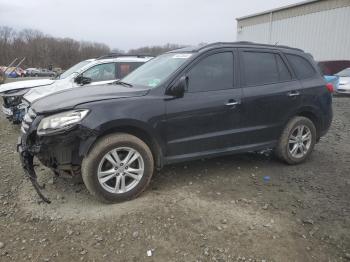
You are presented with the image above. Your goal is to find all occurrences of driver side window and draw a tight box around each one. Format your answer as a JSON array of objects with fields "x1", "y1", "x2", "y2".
[
  {"x1": 187, "y1": 52, "x2": 234, "y2": 93},
  {"x1": 82, "y1": 63, "x2": 116, "y2": 82}
]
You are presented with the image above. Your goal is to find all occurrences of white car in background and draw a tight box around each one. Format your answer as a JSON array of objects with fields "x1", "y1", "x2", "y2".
[
  {"x1": 0, "y1": 55, "x2": 153, "y2": 123},
  {"x1": 335, "y1": 68, "x2": 350, "y2": 95}
]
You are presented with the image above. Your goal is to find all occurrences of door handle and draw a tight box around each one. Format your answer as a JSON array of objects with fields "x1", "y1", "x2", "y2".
[
  {"x1": 287, "y1": 91, "x2": 300, "y2": 97},
  {"x1": 225, "y1": 99, "x2": 240, "y2": 106}
]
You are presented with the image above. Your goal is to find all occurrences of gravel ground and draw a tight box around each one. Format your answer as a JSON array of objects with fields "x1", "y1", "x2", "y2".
[{"x1": 0, "y1": 97, "x2": 349, "y2": 262}]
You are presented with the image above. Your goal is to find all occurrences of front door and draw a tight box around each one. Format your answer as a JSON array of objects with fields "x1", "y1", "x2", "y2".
[
  {"x1": 165, "y1": 50, "x2": 244, "y2": 162},
  {"x1": 76, "y1": 62, "x2": 117, "y2": 87}
]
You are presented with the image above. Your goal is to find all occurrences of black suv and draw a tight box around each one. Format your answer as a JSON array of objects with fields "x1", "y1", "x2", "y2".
[{"x1": 18, "y1": 42, "x2": 333, "y2": 203}]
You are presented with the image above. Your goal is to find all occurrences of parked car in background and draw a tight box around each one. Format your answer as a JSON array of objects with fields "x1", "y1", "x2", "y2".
[
  {"x1": 25, "y1": 68, "x2": 55, "y2": 77},
  {"x1": 324, "y1": 75, "x2": 339, "y2": 91},
  {"x1": 335, "y1": 68, "x2": 350, "y2": 95},
  {"x1": 17, "y1": 42, "x2": 333, "y2": 203},
  {"x1": 25, "y1": 68, "x2": 40, "y2": 77},
  {"x1": 0, "y1": 55, "x2": 153, "y2": 123},
  {"x1": 34, "y1": 68, "x2": 56, "y2": 77}
]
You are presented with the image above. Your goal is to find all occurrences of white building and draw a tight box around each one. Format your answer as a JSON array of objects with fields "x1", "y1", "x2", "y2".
[{"x1": 236, "y1": 0, "x2": 350, "y2": 61}]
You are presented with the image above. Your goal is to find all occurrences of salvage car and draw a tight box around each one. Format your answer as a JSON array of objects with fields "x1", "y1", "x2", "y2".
[
  {"x1": 335, "y1": 68, "x2": 350, "y2": 94},
  {"x1": 18, "y1": 42, "x2": 333, "y2": 203},
  {"x1": 0, "y1": 55, "x2": 153, "y2": 123}
]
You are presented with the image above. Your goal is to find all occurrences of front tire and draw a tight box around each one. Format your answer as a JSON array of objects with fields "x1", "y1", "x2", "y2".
[
  {"x1": 82, "y1": 133, "x2": 154, "y2": 203},
  {"x1": 275, "y1": 116, "x2": 316, "y2": 165}
]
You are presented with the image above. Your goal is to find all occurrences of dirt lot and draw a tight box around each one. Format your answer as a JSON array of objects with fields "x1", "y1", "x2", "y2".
[{"x1": 0, "y1": 97, "x2": 349, "y2": 262}]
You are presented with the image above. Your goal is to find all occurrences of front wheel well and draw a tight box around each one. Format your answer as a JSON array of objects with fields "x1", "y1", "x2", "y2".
[{"x1": 90, "y1": 126, "x2": 163, "y2": 169}]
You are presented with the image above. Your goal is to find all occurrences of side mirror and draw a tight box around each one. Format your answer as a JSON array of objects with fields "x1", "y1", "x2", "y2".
[
  {"x1": 75, "y1": 75, "x2": 92, "y2": 85},
  {"x1": 167, "y1": 76, "x2": 187, "y2": 97}
]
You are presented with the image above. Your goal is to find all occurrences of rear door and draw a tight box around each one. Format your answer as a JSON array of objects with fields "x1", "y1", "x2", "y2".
[
  {"x1": 165, "y1": 49, "x2": 244, "y2": 161},
  {"x1": 285, "y1": 53, "x2": 331, "y2": 125},
  {"x1": 238, "y1": 48, "x2": 302, "y2": 145}
]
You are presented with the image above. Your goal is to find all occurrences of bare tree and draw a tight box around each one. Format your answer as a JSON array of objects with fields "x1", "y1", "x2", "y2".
[
  {"x1": 0, "y1": 26, "x2": 188, "y2": 70},
  {"x1": 127, "y1": 43, "x2": 186, "y2": 56},
  {"x1": 0, "y1": 26, "x2": 110, "y2": 69}
]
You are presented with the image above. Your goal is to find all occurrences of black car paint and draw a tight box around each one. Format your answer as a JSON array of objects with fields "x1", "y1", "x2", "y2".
[
  {"x1": 31, "y1": 84, "x2": 150, "y2": 114},
  {"x1": 20, "y1": 43, "x2": 333, "y2": 176}
]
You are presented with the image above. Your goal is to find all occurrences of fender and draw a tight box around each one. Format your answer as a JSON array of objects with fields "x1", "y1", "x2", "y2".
[
  {"x1": 78, "y1": 119, "x2": 166, "y2": 168},
  {"x1": 284, "y1": 104, "x2": 323, "y2": 135}
]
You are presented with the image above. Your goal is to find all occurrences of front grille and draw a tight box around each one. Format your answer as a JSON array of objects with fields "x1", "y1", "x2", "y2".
[{"x1": 21, "y1": 108, "x2": 37, "y2": 134}]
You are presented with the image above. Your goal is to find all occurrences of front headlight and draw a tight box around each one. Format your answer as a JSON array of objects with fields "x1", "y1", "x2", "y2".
[
  {"x1": 6, "y1": 96, "x2": 16, "y2": 103},
  {"x1": 37, "y1": 109, "x2": 89, "y2": 135}
]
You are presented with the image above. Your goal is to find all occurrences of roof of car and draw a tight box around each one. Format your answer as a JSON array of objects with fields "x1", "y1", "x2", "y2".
[
  {"x1": 95, "y1": 57, "x2": 153, "y2": 63},
  {"x1": 169, "y1": 42, "x2": 303, "y2": 53},
  {"x1": 96, "y1": 54, "x2": 154, "y2": 63}
]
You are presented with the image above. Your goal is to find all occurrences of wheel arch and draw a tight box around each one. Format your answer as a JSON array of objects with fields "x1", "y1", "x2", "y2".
[
  {"x1": 294, "y1": 107, "x2": 322, "y2": 139},
  {"x1": 80, "y1": 121, "x2": 165, "y2": 169}
]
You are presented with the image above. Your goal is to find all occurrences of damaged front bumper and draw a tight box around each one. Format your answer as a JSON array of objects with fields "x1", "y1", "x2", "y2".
[
  {"x1": 17, "y1": 117, "x2": 97, "y2": 203},
  {"x1": 17, "y1": 136, "x2": 51, "y2": 203}
]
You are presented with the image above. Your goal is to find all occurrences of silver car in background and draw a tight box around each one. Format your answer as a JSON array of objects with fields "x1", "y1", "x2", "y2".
[
  {"x1": 335, "y1": 68, "x2": 350, "y2": 95},
  {"x1": 0, "y1": 55, "x2": 153, "y2": 123}
]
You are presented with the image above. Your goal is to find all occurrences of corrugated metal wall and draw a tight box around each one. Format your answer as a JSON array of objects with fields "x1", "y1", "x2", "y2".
[{"x1": 237, "y1": 2, "x2": 350, "y2": 61}]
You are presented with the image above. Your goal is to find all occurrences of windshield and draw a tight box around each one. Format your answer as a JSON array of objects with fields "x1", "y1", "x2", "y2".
[
  {"x1": 336, "y1": 68, "x2": 350, "y2": 77},
  {"x1": 122, "y1": 53, "x2": 193, "y2": 88},
  {"x1": 58, "y1": 60, "x2": 91, "y2": 79}
]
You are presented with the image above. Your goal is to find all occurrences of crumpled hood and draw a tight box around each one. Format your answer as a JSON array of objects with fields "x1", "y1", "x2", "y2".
[
  {"x1": 31, "y1": 84, "x2": 150, "y2": 114},
  {"x1": 0, "y1": 79, "x2": 54, "y2": 94},
  {"x1": 23, "y1": 79, "x2": 71, "y2": 102}
]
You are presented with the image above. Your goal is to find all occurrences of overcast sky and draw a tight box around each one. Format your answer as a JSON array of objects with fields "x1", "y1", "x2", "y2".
[{"x1": 0, "y1": 0, "x2": 300, "y2": 51}]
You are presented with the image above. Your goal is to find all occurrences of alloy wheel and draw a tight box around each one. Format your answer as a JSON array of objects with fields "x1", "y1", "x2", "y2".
[
  {"x1": 288, "y1": 125, "x2": 312, "y2": 158},
  {"x1": 97, "y1": 147, "x2": 144, "y2": 194}
]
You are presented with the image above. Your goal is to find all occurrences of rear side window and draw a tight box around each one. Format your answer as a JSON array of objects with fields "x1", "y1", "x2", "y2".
[
  {"x1": 242, "y1": 52, "x2": 292, "y2": 86},
  {"x1": 116, "y1": 62, "x2": 144, "y2": 79},
  {"x1": 187, "y1": 52, "x2": 234, "y2": 92},
  {"x1": 276, "y1": 55, "x2": 292, "y2": 81},
  {"x1": 286, "y1": 54, "x2": 316, "y2": 79}
]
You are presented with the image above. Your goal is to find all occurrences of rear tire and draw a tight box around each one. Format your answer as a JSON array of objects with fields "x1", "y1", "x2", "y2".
[
  {"x1": 82, "y1": 133, "x2": 154, "y2": 203},
  {"x1": 275, "y1": 116, "x2": 316, "y2": 165}
]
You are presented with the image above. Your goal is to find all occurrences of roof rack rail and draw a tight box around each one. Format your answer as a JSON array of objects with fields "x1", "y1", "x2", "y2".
[
  {"x1": 97, "y1": 53, "x2": 153, "y2": 60},
  {"x1": 196, "y1": 42, "x2": 303, "y2": 52}
]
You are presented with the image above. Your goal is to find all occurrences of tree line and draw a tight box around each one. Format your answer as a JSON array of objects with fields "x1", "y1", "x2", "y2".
[
  {"x1": 0, "y1": 26, "x2": 110, "y2": 69},
  {"x1": 126, "y1": 43, "x2": 185, "y2": 57},
  {"x1": 0, "y1": 26, "x2": 186, "y2": 70}
]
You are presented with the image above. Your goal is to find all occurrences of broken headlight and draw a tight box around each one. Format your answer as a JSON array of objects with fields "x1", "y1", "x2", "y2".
[
  {"x1": 4, "y1": 96, "x2": 21, "y2": 106},
  {"x1": 37, "y1": 109, "x2": 89, "y2": 135}
]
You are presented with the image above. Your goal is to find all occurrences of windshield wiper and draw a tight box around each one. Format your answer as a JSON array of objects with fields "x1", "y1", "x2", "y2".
[{"x1": 113, "y1": 80, "x2": 133, "y2": 87}]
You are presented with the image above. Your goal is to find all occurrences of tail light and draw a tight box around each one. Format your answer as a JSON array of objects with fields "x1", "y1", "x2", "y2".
[{"x1": 326, "y1": 83, "x2": 334, "y2": 93}]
